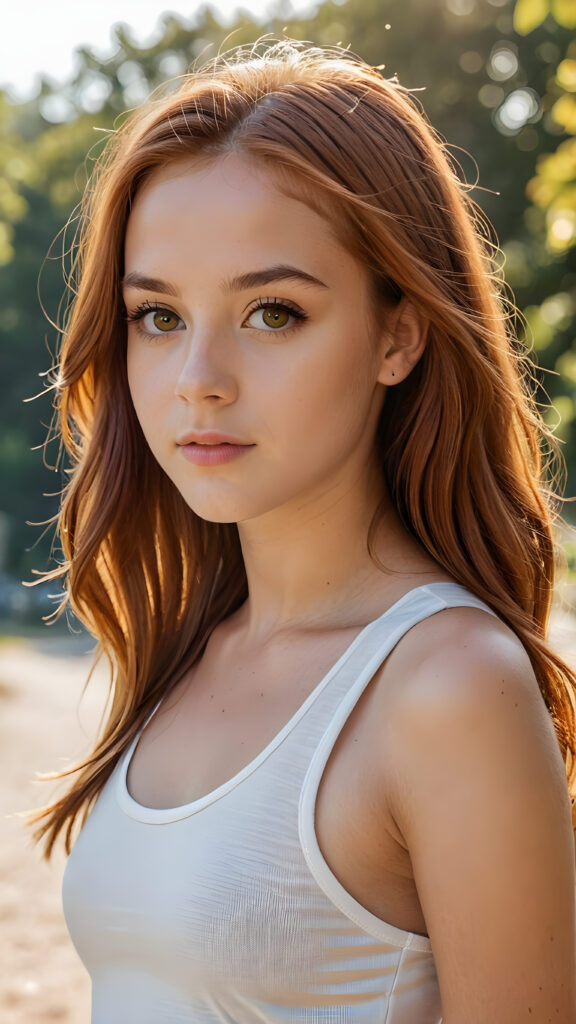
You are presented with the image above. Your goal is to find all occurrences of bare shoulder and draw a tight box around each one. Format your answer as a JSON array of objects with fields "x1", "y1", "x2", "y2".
[
  {"x1": 379, "y1": 605, "x2": 576, "y2": 1023},
  {"x1": 386, "y1": 603, "x2": 549, "y2": 726},
  {"x1": 382, "y1": 604, "x2": 568, "y2": 823}
]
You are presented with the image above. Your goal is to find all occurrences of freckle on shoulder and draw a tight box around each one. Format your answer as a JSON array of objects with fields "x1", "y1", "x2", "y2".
[
  {"x1": 385, "y1": 604, "x2": 537, "y2": 713},
  {"x1": 394, "y1": 604, "x2": 527, "y2": 671}
]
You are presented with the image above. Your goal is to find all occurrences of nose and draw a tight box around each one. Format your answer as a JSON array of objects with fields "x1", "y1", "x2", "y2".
[{"x1": 174, "y1": 329, "x2": 238, "y2": 406}]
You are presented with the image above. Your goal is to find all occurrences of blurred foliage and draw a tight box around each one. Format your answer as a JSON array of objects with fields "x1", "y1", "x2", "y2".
[
  {"x1": 515, "y1": 0, "x2": 576, "y2": 254},
  {"x1": 1, "y1": 0, "x2": 575, "y2": 580}
]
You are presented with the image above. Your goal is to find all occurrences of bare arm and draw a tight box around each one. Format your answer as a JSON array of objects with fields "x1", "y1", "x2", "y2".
[{"x1": 386, "y1": 610, "x2": 576, "y2": 1023}]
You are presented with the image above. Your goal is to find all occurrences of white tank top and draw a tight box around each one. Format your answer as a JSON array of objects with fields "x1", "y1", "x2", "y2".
[{"x1": 62, "y1": 582, "x2": 497, "y2": 1023}]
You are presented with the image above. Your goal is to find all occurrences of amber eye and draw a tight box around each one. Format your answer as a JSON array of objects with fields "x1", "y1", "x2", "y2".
[
  {"x1": 262, "y1": 306, "x2": 290, "y2": 328},
  {"x1": 152, "y1": 310, "x2": 180, "y2": 332}
]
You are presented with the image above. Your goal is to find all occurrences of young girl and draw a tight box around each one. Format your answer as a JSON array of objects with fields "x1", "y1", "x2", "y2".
[{"x1": 30, "y1": 39, "x2": 576, "y2": 1023}]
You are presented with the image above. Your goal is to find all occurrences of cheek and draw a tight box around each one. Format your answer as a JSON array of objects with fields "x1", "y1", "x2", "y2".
[
  {"x1": 269, "y1": 341, "x2": 376, "y2": 437},
  {"x1": 126, "y1": 341, "x2": 143, "y2": 402},
  {"x1": 126, "y1": 345, "x2": 164, "y2": 439}
]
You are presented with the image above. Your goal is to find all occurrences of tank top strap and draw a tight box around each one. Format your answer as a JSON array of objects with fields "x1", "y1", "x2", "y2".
[
  {"x1": 122, "y1": 582, "x2": 497, "y2": 806},
  {"x1": 297, "y1": 582, "x2": 499, "y2": 912},
  {"x1": 298, "y1": 581, "x2": 498, "y2": 719}
]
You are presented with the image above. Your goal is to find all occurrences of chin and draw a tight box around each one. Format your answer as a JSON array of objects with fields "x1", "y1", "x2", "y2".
[
  {"x1": 176, "y1": 489, "x2": 267, "y2": 525},
  {"x1": 191, "y1": 507, "x2": 242, "y2": 525},
  {"x1": 179, "y1": 486, "x2": 296, "y2": 527}
]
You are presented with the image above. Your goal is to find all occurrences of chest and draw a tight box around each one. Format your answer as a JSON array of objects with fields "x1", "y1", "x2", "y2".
[{"x1": 125, "y1": 633, "x2": 428, "y2": 939}]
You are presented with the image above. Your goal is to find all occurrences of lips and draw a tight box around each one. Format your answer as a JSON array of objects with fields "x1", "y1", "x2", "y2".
[
  {"x1": 176, "y1": 431, "x2": 251, "y2": 447},
  {"x1": 178, "y1": 437, "x2": 255, "y2": 466}
]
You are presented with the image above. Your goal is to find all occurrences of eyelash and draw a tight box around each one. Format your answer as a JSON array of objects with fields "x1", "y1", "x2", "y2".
[
  {"x1": 124, "y1": 297, "x2": 309, "y2": 340},
  {"x1": 243, "y1": 297, "x2": 308, "y2": 333},
  {"x1": 124, "y1": 300, "x2": 181, "y2": 341}
]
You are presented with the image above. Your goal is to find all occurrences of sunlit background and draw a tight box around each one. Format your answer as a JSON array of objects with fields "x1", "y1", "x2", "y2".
[
  {"x1": 1, "y1": 4, "x2": 575, "y2": 1021},
  {"x1": 1, "y1": 0, "x2": 318, "y2": 98}
]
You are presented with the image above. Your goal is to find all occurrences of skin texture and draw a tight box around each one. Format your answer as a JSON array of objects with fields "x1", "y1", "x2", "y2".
[
  {"x1": 123, "y1": 153, "x2": 576, "y2": 1022},
  {"x1": 124, "y1": 153, "x2": 428, "y2": 636},
  {"x1": 124, "y1": 156, "x2": 392, "y2": 524}
]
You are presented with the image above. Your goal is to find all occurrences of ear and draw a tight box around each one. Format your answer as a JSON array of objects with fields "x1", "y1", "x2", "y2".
[{"x1": 376, "y1": 300, "x2": 428, "y2": 386}]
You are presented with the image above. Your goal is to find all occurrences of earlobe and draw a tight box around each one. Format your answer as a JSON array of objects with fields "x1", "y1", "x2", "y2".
[{"x1": 377, "y1": 301, "x2": 428, "y2": 386}]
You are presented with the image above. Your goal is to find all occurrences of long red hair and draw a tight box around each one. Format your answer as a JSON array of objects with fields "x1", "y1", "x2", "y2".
[{"x1": 28, "y1": 39, "x2": 576, "y2": 857}]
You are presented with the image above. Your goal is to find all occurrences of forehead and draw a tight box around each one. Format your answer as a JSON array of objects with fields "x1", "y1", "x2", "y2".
[{"x1": 124, "y1": 154, "x2": 348, "y2": 271}]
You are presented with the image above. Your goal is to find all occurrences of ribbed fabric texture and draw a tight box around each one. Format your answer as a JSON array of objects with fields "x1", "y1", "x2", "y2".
[{"x1": 63, "y1": 583, "x2": 496, "y2": 1023}]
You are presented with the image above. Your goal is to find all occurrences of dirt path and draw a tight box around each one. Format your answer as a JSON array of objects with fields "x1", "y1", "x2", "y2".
[
  {"x1": 1, "y1": 606, "x2": 575, "y2": 1023},
  {"x1": 0, "y1": 632, "x2": 107, "y2": 1024}
]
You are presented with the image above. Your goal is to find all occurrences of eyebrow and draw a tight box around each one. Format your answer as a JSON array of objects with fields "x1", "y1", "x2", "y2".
[
  {"x1": 121, "y1": 264, "x2": 328, "y2": 296},
  {"x1": 222, "y1": 265, "x2": 328, "y2": 293}
]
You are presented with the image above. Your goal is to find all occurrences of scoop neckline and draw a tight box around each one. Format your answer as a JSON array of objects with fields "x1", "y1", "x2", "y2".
[{"x1": 115, "y1": 581, "x2": 458, "y2": 824}]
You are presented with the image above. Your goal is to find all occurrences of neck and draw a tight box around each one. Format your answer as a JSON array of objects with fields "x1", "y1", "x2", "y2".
[{"x1": 233, "y1": 467, "x2": 423, "y2": 644}]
